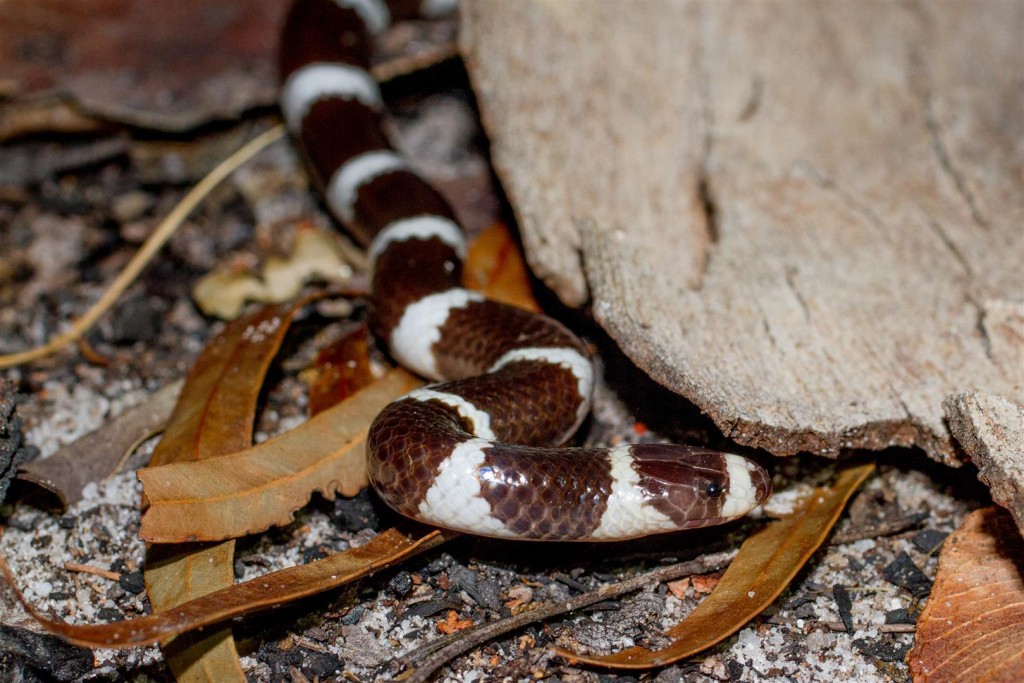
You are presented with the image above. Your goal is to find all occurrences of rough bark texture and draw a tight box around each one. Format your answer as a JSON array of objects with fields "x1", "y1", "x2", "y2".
[
  {"x1": 460, "y1": 0, "x2": 1024, "y2": 463},
  {"x1": 945, "y1": 393, "x2": 1024, "y2": 535}
]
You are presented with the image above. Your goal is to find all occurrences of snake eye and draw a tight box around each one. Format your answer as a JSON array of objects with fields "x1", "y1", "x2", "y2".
[{"x1": 705, "y1": 482, "x2": 723, "y2": 498}]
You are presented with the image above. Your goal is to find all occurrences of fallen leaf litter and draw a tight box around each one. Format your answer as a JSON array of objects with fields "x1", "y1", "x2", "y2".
[{"x1": 0, "y1": 30, "x2": 997, "y2": 683}]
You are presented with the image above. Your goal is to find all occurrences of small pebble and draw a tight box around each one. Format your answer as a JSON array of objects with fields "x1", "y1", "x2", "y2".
[
  {"x1": 885, "y1": 607, "x2": 916, "y2": 625},
  {"x1": 111, "y1": 190, "x2": 154, "y2": 223},
  {"x1": 295, "y1": 649, "x2": 343, "y2": 679},
  {"x1": 340, "y1": 605, "x2": 365, "y2": 625},
  {"x1": 388, "y1": 571, "x2": 414, "y2": 597},
  {"x1": 423, "y1": 556, "x2": 450, "y2": 576},
  {"x1": 31, "y1": 580, "x2": 53, "y2": 598},
  {"x1": 883, "y1": 552, "x2": 933, "y2": 598},
  {"x1": 911, "y1": 528, "x2": 949, "y2": 554},
  {"x1": 853, "y1": 637, "x2": 912, "y2": 662},
  {"x1": 119, "y1": 570, "x2": 146, "y2": 595}
]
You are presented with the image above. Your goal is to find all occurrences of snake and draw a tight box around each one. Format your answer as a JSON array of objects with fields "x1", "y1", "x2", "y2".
[{"x1": 279, "y1": 0, "x2": 771, "y2": 540}]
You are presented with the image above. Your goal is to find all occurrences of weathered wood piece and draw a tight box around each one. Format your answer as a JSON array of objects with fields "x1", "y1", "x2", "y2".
[
  {"x1": 945, "y1": 393, "x2": 1024, "y2": 535},
  {"x1": 460, "y1": 0, "x2": 1023, "y2": 462}
]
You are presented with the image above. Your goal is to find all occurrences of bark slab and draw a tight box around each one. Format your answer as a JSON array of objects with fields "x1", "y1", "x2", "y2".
[
  {"x1": 945, "y1": 393, "x2": 1024, "y2": 535},
  {"x1": 460, "y1": 0, "x2": 1024, "y2": 462}
]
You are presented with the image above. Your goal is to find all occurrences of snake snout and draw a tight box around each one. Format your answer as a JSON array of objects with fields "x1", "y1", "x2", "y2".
[{"x1": 719, "y1": 453, "x2": 771, "y2": 518}]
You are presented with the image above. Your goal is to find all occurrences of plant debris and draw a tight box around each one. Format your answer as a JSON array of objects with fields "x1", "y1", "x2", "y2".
[
  {"x1": 15, "y1": 380, "x2": 182, "y2": 510},
  {"x1": 882, "y1": 552, "x2": 933, "y2": 600},
  {"x1": 0, "y1": 623, "x2": 94, "y2": 682},
  {"x1": 191, "y1": 226, "x2": 361, "y2": 319},
  {"x1": 909, "y1": 507, "x2": 1024, "y2": 681},
  {"x1": 0, "y1": 379, "x2": 34, "y2": 504},
  {"x1": 832, "y1": 584, "x2": 854, "y2": 633}
]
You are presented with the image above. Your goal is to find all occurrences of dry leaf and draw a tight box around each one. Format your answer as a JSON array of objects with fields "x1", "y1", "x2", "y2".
[
  {"x1": 3, "y1": 527, "x2": 447, "y2": 649},
  {"x1": 462, "y1": 222, "x2": 540, "y2": 312},
  {"x1": 148, "y1": 300, "x2": 309, "y2": 470},
  {"x1": 666, "y1": 578, "x2": 690, "y2": 599},
  {"x1": 556, "y1": 462, "x2": 875, "y2": 669},
  {"x1": 192, "y1": 227, "x2": 358, "y2": 319},
  {"x1": 908, "y1": 507, "x2": 1024, "y2": 682},
  {"x1": 0, "y1": 0, "x2": 284, "y2": 132},
  {"x1": 690, "y1": 573, "x2": 720, "y2": 595},
  {"x1": 15, "y1": 380, "x2": 182, "y2": 510},
  {"x1": 146, "y1": 300, "x2": 309, "y2": 682},
  {"x1": 304, "y1": 323, "x2": 375, "y2": 417},
  {"x1": 0, "y1": 0, "x2": 455, "y2": 138},
  {"x1": 138, "y1": 368, "x2": 421, "y2": 542},
  {"x1": 148, "y1": 541, "x2": 243, "y2": 682}
]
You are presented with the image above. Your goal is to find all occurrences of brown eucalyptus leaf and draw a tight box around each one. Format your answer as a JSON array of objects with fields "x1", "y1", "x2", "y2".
[
  {"x1": 146, "y1": 300, "x2": 308, "y2": 683},
  {"x1": 556, "y1": 462, "x2": 876, "y2": 669},
  {"x1": 305, "y1": 323, "x2": 374, "y2": 417},
  {"x1": 908, "y1": 507, "x2": 1024, "y2": 682},
  {"x1": 15, "y1": 379, "x2": 182, "y2": 510},
  {"x1": 148, "y1": 300, "x2": 311, "y2": 470},
  {"x1": 148, "y1": 541, "x2": 243, "y2": 682},
  {"x1": 463, "y1": 222, "x2": 540, "y2": 312},
  {"x1": 138, "y1": 368, "x2": 421, "y2": 542},
  {"x1": 2, "y1": 527, "x2": 448, "y2": 649}
]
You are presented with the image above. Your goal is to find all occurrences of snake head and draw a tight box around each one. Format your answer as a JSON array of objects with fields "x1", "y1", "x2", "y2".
[{"x1": 630, "y1": 445, "x2": 772, "y2": 530}]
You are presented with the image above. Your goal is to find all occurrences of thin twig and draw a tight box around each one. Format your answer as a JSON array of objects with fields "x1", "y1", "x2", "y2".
[
  {"x1": 64, "y1": 562, "x2": 121, "y2": 582},
  {"x1": 397, "y1": 550, "x2": 737, "y2": 683},
  {"x1": 370, "y1": 45, "x2": 459, "y2": 82},
  {"x1": 830, "y1": 513, "x2": 929, "y2": 545},
  {"x1": 0, "y1": 125, "x2": 286, "y2": 369},
  {"x1": 111, "y1": 424, "x2": 166, "y2": 476},
  {"x1": 765, "y1": 615, "x2": 916, "y2": 634}
]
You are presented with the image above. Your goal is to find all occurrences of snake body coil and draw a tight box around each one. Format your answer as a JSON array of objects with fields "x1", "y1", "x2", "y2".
[{"x1": 280, "y1": 0, "x2": 771, "y2": 540}]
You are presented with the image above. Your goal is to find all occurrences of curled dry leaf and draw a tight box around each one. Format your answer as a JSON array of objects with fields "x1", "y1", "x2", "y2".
[
  {"x1": 0, "y1": 0, "x2": 284, "y2": 132},
  {"x1": 908, "y1": 507, "x2": 1024, "y2": 682},
  {"x1": 1, "y1": 527, "x2": 448, "y2": 649},
  {"x1": 304, "y1": 323, "x2": 375, "y2": 417},
  {"x1": 191, "y1": 226, "x2": 360, "y2": 320},
  {"x1": 555, "y1": 462, "x2": 876, "y2": 669},
  {"x1": 14, "y1": 380, "x2": 182, "y2": 510},
  {"x1": 462, "y1": 222, "x2": 540, "y2": 312},
  {"x1": 145, "y1": 299, "x2": 314, "y2": 683},
  {"x1": 148, "y1": 299, "x2": 313, "y2": 471},
  {"x1": 138, "y1": 368, "x2": 421, "y2": 542}
]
